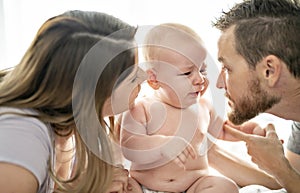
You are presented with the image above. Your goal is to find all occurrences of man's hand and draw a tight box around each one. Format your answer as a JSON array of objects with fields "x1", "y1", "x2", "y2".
[{"x1": 224, "y1": 124, "x2": 285, "y2": 175}]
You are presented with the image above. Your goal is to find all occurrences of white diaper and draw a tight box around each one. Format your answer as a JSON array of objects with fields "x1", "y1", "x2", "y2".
[
  {"x1": 141, "y1": 186, "x2": 166, "y2": 193},
  {"x1": 239, "y1": 185, "x2": 287, "y2": 193}
]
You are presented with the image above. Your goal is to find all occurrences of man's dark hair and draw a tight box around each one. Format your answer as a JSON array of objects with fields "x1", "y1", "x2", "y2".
[
  {"x1": 213, "y1": 0, "x2": 300, "y2": 78},
  {"x1": 213, "y1": 0, "x2": 300, "y2": 30}
]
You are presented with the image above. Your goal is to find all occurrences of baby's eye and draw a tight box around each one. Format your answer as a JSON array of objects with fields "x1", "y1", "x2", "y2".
[
  {"x1": 200, "y1": 69, "x2": 207, "y2": 76},
  {"x1": 180, "y1": 71, "x2": 192, "y2": 76}
]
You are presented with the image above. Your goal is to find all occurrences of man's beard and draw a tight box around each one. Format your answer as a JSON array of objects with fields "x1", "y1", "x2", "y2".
[{"x1": 228, "y1": 78, "x2": 280, "y2": 125}]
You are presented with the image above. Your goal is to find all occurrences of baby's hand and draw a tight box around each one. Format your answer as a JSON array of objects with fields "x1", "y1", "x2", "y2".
[
  {"x1": 173, "y1": 144, "x2": 196, "y2": 168},
  {"x1": 239, "y1": 121, "x2": 266, "y2": 136},
  {"x1": 225, "y1": 121, "x2": 266, "y2": 137},
  {"x1": 160, "y1": 136, "x2": 196, "y2": 168}
]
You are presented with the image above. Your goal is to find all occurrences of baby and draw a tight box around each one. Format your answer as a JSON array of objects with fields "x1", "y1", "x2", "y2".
[{"x1": 120, "y1": 23, "x2": 238, "y2": 193}]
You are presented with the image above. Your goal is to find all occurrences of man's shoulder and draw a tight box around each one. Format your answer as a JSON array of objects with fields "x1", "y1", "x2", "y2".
[{"x1": 292, "y1": 121, "x2": 300, "y2": 130}]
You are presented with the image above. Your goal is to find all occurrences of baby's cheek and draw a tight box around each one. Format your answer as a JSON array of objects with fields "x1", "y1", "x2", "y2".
[
  {"x1": 179, "y1": 77, "x2": 193, "y2": 88},
  {"x1": 200, "y1": 78, "x2": 209, "y2": 95},
  {"x1": 176, "y1": 78, "x2": 192, "y2": 93}
]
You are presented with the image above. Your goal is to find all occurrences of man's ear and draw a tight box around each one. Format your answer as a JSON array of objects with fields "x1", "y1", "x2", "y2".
[
  {"x1": 261, "y1": 55, "x2": 282, "y2": 87},
  {"x1": 146, "y1": 69, "x2": 160, "y2": 90}
]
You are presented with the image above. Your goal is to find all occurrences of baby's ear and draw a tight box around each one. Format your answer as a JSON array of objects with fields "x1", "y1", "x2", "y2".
[{"x1": 146, "y1": 69, "x2": 160, "y2": 90}]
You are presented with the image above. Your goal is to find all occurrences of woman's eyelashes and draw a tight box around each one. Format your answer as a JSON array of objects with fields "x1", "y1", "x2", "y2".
[
  {"x1": 131, "y1": 68, "x2": 147, "y2": 83},
  {"x1": 131, "y1": 74, "x2": 138, "y2": 83},
  {"x1": 131, "y1": 73, "x2": 145, "y2": 84},
  {"x1": 130, "y1": 68, "x2": 141, "y2": 83}
]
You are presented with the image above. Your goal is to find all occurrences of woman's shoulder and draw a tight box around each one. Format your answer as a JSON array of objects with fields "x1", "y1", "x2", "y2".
[
  {"x1": 0, "y1": 106, "x2": 53, "y2": 140},
  {"x1": 0, "y1": 107, "x2": 54, "y2": 192},
  {"x1": 0, "y1": 106, "x2": 38, "y2": 116}
]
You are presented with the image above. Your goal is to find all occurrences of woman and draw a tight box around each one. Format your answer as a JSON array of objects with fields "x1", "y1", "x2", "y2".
[{"x1": 0, "y1": 10, "x2": 144, "y2": 193}]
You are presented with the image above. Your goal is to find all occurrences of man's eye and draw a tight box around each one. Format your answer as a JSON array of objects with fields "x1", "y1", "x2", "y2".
[{"x1": 222, "y1": 66, "x2": 229, "y2": 73}]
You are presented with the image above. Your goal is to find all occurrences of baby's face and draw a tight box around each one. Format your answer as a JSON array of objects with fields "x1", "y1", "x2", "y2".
[{"x1": 154, "y1": 42, "x2": 208, "y2": 108}]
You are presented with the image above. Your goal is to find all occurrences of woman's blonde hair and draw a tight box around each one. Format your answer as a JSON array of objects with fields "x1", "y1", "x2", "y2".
[{"x1": 0, "y1": 10, "x2": 137, "y2": 192}]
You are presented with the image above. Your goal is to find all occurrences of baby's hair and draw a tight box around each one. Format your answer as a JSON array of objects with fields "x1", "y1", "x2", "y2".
[{"x1": 142, "y1": 23, "x2": 203, "y2": 68}]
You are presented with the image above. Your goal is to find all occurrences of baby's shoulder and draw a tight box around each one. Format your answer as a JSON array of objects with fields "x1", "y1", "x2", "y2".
[
  {"x1": 130, "y1": 96, "x2": 164, "y2": 121},
  {"x1": 122, "y1": 97, "x2": 150, "y2": 123},
  {"x1": 134, "y1": 96, "x2": 161, "y2": 111}
]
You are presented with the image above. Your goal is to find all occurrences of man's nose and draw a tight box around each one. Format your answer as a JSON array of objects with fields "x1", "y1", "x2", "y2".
[{"x1": 216, "y1": 71, "x2": 226, "y2": 89}]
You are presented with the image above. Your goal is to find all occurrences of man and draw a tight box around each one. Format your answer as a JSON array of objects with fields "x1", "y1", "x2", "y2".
[{"x1": 213, "y1": 0, "x2": 300, "y2": 192}]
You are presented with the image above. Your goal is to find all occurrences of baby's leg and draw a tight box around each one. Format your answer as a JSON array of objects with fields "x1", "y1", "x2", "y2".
[
  {"x1": 187, "y1": 176, "x2": 239, "y2": 193},
  {"x1": 127, "y1": 177, "x2": 143, "y2": 193}
]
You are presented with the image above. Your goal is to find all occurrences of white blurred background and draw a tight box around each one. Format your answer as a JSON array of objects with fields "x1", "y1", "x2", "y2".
[{"x1": 0, "y1": 0, "x2": 237, "y2": 69}]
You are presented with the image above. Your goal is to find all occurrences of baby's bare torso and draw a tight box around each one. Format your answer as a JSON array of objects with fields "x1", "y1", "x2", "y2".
[{"x1": 130, "y1": 100, "x2": 212, "y2": 192}]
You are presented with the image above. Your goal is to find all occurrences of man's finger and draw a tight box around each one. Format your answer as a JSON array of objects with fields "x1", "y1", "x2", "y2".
[
  {"x1": 224, "y1": 124, "x2": 250, "y2": 142},
  {"x1": 265, "y1": 124, "x2": 279, "y2": 139}
]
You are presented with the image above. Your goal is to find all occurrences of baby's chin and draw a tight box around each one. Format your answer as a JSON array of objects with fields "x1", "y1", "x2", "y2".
[{"x1": 173, "y1": 101, "x2": 198, "y2": 109}]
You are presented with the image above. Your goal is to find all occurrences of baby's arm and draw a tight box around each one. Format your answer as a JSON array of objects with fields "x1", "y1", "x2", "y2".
[
  {"x1": 120, "y1": 102, "x2": 196, "y2": 168},
  {"x1": 203, "y1": 99, "x2": 265, "y2": 141},
  {"x1": 201, "y1": 98, "x2": 230, "y2": 140},
  {"x1": 120, "y1": 102, "x2": 164, "y2": 164},
  {"x1": 224, "y1": 121, "x2": 266, "y2": 137}
]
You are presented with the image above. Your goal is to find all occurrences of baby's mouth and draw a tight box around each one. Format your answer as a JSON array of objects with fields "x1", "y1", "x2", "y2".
[{"x1": 189, "y1": 91, "x2": 199, "y2": 97}]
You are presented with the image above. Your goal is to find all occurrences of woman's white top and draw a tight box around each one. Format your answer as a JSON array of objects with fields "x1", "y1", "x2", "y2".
[{"x1": 0, "y1": 107, "x2": 54, "y2": 193}]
